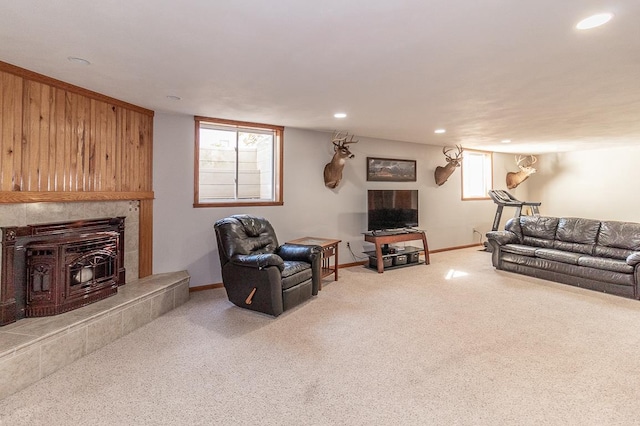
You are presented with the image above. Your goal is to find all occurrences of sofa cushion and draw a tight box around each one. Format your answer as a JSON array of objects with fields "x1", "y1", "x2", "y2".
[
  {"x1": 522, "y1": 236, "x2": 555, "y2": 249},
  {"x1": 505, "y1": 218, "x2": 523, "y2": 243},
  {"x1": 552, "y1": 241, "x2": 595, "y2": 255},
  {"x1": 520, "y1": 216, "x2": 559, "y2": 240},
  {"x1": 577, "y1": 256, "x2": 634, "y2": 274},
  {"x1": 594, "y1": 246, "x2": 636, "y2": 261},
  {"x1": 501, "y1": 244, "x2": 538, "y2": 256},
  {"x1": 595, "y1": 221, "x2": 640, "y2": 260},
  {"x1": 216, "y1": 215, "x2": 280, "y2": 259},
  {"x1": 597, "y1": 221, "x2": 640, "y2": 251},
  {"x1": 552, "y1": 218, "x2": 599, "y2": 255},
  {"x1": 281, "y1": 261, "x2": 312, "y2": 290},
  {"x1": 519, "y1": 216, "x2": 558, "y2": 248},
  {"x1": 556, "y1": 218, "x2": 600, "y2": 244},
  {"x1": 501, "y1": 253, "x2": 635, "y2": 286},
  {"x1": 534, "y1": 248, "x2": 582, "y2": 265}
]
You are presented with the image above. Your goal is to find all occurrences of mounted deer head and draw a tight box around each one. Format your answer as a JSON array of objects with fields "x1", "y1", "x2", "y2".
[
  {"x1": 506, "y1": 155, "x2": 537, "y2": 189},
  {"x1": 323, "y1": 131, "x2": 358, "y2": 189},
  {"x1": 434, "y1": 145, "x2": 463, "y2": 186}
]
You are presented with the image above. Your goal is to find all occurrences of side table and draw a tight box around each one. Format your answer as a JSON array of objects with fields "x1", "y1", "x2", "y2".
[{"x1": 286, "y1": 237, "x2": 341, "y2": 290}]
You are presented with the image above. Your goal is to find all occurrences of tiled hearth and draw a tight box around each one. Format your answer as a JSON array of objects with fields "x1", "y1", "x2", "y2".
[
  {"x1": 0, "y1": 271, "x2": 190, "y2": 400},
  {"x1": 0, "y1": 200, "x2": 191, "y2": 400}
]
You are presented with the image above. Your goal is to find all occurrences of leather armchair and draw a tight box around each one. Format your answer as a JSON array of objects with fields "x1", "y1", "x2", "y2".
[{"x1": 214, "y1": 214, "x2": 322, "y2": 316}]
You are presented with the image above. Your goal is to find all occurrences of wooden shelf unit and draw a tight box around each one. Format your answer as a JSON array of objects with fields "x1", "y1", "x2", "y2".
[
  {"x1": 364, "y1": 245, "x2": 425, "y2": 271},
  {"x1": 363, "y1": 231, "x2": 429, "y2": 273}
]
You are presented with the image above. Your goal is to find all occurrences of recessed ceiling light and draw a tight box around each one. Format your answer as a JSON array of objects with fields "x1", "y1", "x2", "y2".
[
  {"x1": 334, "y1": 113, "x2": 347, "y2": 118},
  {"x1": 166, "y1": 95, "x2": 181, "y2": 101},
  {"x1": 501, "y1": 139, "x2": 512, "y2": 144},
  {"x1": 576, "y1": 13, "x2": 613, "y2": 30},
  {"x1": 434, "y1": 129, "x2": 446, "y2": 134},
  {"x1": 67, "y1": 56, "x2": 90, "y2": 65}
]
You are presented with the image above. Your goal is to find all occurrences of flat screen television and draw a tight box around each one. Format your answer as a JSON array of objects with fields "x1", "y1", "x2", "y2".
[{"x1": 367, "y1": 189, "x2": 418, "y2": 231}]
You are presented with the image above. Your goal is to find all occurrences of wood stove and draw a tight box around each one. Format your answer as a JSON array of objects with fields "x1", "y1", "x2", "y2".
[{"x1": 1, "y1": 217, "x2": 125, "y2": 325}]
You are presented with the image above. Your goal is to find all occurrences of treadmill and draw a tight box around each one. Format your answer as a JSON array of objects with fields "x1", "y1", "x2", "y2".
[{"x1": 488, "y1": 190, "x2": 541, "y2": 232}]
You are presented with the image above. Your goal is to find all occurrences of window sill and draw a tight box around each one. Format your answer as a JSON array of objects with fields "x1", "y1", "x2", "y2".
[{"x1": 193, "y1": 201, "x2": 284, "y2": 208}]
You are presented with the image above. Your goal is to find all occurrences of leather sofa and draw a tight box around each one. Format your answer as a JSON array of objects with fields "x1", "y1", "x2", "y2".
[
  {"x1": 214, "y1": 214, "x2": 322, "y2": 316},
  {"x1": 486, "y1": 216, "x2": 640, "y2": 299}
]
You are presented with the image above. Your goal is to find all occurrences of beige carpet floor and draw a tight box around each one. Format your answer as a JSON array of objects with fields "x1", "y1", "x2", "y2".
[{"x1": 2, "y1": 247, "x2": 640, "y2": 425}]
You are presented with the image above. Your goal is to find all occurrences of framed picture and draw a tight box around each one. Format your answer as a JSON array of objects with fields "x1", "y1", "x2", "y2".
[{"x1": 367, "y1": 157, "x2": 417, "y2": 182}]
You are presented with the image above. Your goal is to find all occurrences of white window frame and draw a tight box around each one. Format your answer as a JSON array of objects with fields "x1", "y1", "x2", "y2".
[
  {"x1": 461, "y1": 149, "x2": 493, "y2": 200},
  {"x1": 194, "y1": 116, "x2": 283, "y2": 207}
]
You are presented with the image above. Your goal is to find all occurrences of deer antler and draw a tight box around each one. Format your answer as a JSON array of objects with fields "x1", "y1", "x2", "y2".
[
  {"x1": 443, "y1": 145, "x2": 463, "y2": 160},
  {"x1": 332, "y1": 131, "x2": 358, "y2": 148},
  {"x1": 343, "y1": 134, "x2": 358, "y2": 145},
  {"x1": 515, "y1": 155, "x2": 524, "y2": 167},
  {"x1": 332, "y1": 131, "x2": 348, "y2": 147},
  {"x1": 515, "y1": 154, "x2": 536, "y2": 169}
]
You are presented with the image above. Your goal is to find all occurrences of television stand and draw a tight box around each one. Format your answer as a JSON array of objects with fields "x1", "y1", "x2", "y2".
[
  {"x1": 363, "y1": 230, "x2": 429, "y2": 273},
  {"x1": 371, "y1": 229, "x2": 410, "y2": 236}
]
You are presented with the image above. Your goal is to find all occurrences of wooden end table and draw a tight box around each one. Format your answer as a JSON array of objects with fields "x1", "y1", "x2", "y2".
[{"x1": 286, "y1": 237, "x2": 341, "y2": 290}]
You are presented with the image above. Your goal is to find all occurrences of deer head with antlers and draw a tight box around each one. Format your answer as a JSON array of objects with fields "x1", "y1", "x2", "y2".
[
  {"x1": 434, "y1": 145, "x2": 463, "y2": 186},
  {"x1": 323, "y1": 131, "x2": 358, "y2": 189},
  {"x1": 506, "y1": 155, "x2": 537, "y2": 189}
]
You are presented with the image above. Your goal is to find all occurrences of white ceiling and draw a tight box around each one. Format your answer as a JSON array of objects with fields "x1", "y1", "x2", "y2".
[{"x1": 1, "y1": 0, "x2": 639, "y2": 153}]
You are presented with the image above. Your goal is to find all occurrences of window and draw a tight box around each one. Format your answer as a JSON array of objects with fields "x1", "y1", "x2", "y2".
[
  {"x1": 461, "y1": 149, "x2": 493, "y2": 200},
  {"x1": 194, "y1": 116, "x2": 283, "y2": 207}
]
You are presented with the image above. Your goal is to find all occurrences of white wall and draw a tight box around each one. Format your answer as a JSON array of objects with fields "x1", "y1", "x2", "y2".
[
  {"x1": 153, "y1": 112, "x2": 516, "y2": 287},
  {"x1": 530, "y1": 145, "x2": 640, "y2": 222}
]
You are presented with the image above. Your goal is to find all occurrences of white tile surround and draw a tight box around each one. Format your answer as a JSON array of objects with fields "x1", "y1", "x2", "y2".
[
  {"x1": 0, "y1": 200, "x2": 141, "y2": 282},
  {"x1": 0, "y1": 270, "x2": 190, "y2": 400}
]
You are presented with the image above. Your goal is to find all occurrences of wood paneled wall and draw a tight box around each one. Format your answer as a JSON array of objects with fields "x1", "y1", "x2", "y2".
[{"x1": 0, "y1": 61, "x2": 154, "y2": 277}]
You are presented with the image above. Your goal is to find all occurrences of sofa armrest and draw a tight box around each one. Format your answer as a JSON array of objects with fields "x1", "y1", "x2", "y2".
[
  {"x1": 627, "y1": 252, "x2": 640, "y2": 266},
  {"x1": 230, "y1": 253, "x2": 284, "y2": 271},
  {"x1": 277, "y1": 244, "x2": 321, "y2": 263},
  {"x1": 486, "y1": 230, "x2": 519, "y2": 246}
]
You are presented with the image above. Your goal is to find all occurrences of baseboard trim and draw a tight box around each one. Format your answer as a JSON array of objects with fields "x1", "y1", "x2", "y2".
[
  {"x1": 338, "y1": 261, "x2": 367, "y2": 268},
  {"x1": 430, "y1": 243, "x2": 483, "y2": 254},
  {"x1": 189, "y1": 283, "x2": 224, "y2": 292},
  {"x1": 190, "y1": 244, "x2": 482, "y2": 292},
  {"x1": 336, "y1": 243, "x2": 484, "y2": 269}
]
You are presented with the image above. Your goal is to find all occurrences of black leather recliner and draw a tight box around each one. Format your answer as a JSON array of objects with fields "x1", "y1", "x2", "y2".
[{"x1": 214, "y1": 214, "x2": 322, "y2": 316}]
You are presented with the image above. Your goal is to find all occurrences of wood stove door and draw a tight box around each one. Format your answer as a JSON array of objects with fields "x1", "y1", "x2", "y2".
[
  {"x1": 64, "y1": 242, "x2": 118, "y2": 304},
  {"x1": 26, "y1": 246, "x2": 61, "y2": 315}
]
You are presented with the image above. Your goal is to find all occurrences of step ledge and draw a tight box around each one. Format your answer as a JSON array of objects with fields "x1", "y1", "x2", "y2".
[{"x1": 0, "y1": 270, "x2": 190, "y2": 400}]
